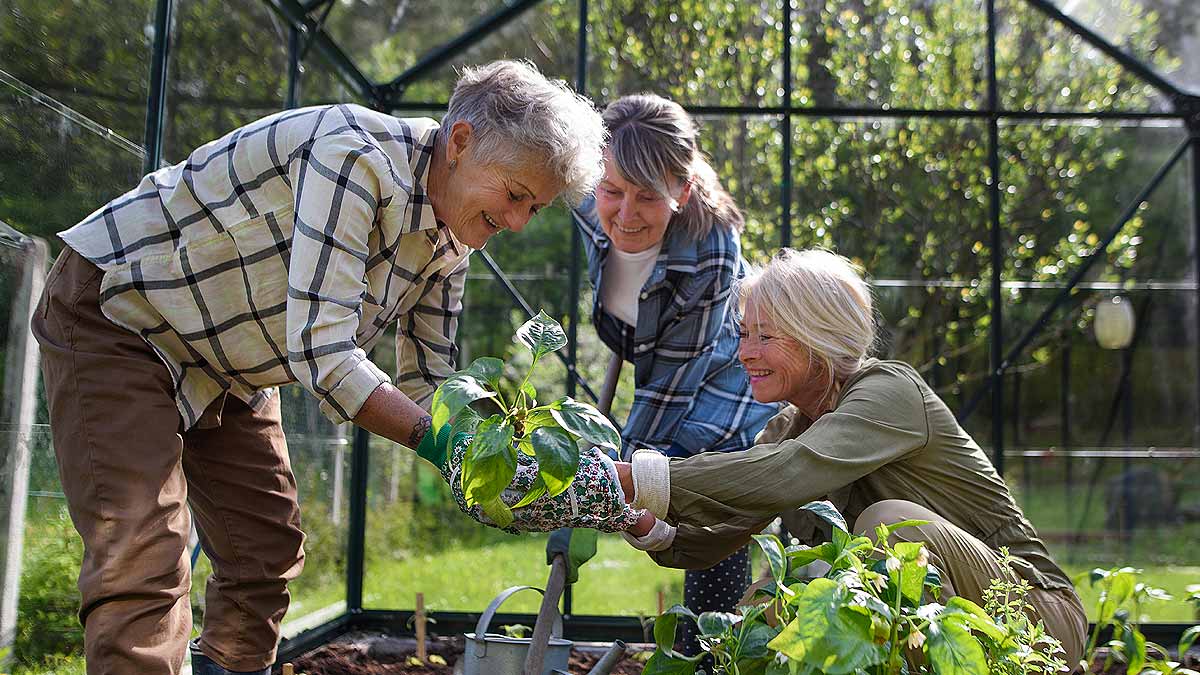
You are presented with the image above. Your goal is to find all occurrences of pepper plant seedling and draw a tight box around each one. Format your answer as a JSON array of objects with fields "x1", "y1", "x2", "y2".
[{"x1": 429, "y1": 311, "x2": 621, "y2": 527}]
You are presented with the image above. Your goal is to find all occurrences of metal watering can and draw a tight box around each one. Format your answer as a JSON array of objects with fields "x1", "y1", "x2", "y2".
[{"x1": 462, "y1": 585, "x2": 572, "y2": 675}]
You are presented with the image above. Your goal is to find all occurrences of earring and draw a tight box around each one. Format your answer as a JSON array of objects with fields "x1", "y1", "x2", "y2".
[{"x1": 449, "y1": 159, "x2": 458, "y2": 171}]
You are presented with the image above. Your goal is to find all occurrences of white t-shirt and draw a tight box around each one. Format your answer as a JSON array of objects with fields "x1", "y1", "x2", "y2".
[{"x1": 601, "y1": 243, "x2": 662, "y2": 327}]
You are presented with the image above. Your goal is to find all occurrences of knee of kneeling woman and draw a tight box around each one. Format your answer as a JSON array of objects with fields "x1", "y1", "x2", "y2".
[{"x1": 852, "y1": 499, "x2": 929, "y2": 537}]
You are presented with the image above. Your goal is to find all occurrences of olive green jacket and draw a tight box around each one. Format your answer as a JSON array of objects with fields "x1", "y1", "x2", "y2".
[{"x1": 649, "y1": 359, "x2": 1073, "y2": 592}]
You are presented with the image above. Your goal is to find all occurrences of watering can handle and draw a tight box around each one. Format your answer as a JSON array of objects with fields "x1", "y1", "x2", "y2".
[{"x1": 473, "y1": 585, "x2": 563, "y2": 657}]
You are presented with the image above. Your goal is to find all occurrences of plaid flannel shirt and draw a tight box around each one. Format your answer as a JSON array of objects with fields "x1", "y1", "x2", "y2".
[
  {"x1": 572, "y1": 198, "x2": 778, "y2": 459},
  {"x1": 59, "y1": 104, "x2": 469, "y2": 430}
]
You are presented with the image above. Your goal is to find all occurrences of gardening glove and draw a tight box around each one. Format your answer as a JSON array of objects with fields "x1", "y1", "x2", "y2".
[
  {"x1": 545, "y1": 527, "x2": 599, "y2": 585},
  {"x1": 441, "y1": 437, "x2": 643, "y2": 534},
  {"x1": 414, "y1": 422, "x2": 463, "y2": 471}
]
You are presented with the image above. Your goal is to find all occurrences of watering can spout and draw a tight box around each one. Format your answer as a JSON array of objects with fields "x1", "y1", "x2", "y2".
[{"x1": 585, "y1": 640, "x2": 627, "y2": 675}]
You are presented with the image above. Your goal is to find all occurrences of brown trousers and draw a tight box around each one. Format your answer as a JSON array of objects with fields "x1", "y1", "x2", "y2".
[
  {"x1": 853, "y1": 500, "x2": 1088, "y2": 667},
  {"x1": 32, "y1": 248, "x2": 306, "y2": 674}
]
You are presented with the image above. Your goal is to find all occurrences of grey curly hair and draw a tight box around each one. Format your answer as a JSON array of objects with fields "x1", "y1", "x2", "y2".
[{"x1": 442, "y1": 60, "x2": 606, "y2": 205}]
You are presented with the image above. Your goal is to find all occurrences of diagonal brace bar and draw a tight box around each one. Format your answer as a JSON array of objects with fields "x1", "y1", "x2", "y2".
[
  {"x1": 1020, "y1": 0, "x2": 1187, "y2": 103},
  {"x1": 378, "y1": 0, "x2": 544, "y2": 101},
  {"x1": 958, "y1": 135, "x2": 1192, "y2": 422},
  {"x1": 262, "y1": 0, "x2": 380, "y2": 107}
]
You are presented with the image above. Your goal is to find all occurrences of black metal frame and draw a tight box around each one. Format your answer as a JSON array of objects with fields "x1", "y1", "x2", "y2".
[{"x1": 132, "y1": 0, "x2": 1200, "y2": 657}]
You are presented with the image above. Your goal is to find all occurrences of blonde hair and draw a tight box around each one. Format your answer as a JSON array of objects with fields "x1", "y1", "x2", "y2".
[
  {"x1": 601, "y1": 93, "x2": 743, "y2": 239},
  {"x1": 739, "y1": 248, "x2": 876, "y2": 402},
  {"x1": 443, "y1": 60, "x2": 606, "y2": 205}
]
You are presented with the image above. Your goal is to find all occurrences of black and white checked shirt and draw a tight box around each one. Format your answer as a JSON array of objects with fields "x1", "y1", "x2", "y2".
[{"x1": 59, "y1": 104, "x2": 469, "y2": 429}]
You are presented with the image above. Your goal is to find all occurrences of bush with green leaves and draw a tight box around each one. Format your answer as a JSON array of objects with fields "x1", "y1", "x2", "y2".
[
  {"x1": 644, "y1": 501, "x2": 1068, "y2": 675},
  {"x1": 1078, "y1": 567, "x2": 1200, "y2": 675},
  {"x1": 428, "y1": 311, "x2": 620, "y2": 528}
]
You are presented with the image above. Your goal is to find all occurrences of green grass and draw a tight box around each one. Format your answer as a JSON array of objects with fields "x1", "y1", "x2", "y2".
[
  {"x1": 1063, "y1": 564, "x2": 1200, "y2": 623},
  {"x1": 360, "y1": 532, "x2": 684, "y2": 617}
]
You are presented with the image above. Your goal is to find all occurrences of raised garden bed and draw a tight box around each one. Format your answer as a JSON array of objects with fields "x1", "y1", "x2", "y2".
[{"x1": 285, "y1": 633, "x2": 649, "y2": 675}]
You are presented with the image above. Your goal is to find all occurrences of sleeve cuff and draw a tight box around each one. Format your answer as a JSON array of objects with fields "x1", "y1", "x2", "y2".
[
  {"x1": 621, "y1": 518, "x2": 677, "y2": 551},
  {"x1": 317, "y1": 356, "x2": 391, "y2": 424},
  {"x1": 631, "y1": 449, "x2": 671, "y2": 518}
]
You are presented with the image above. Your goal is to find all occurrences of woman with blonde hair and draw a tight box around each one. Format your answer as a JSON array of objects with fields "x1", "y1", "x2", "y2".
[
  {"x1": 571, "y1": 93, "x2": 779, "y2": 654},
  {"x1": 611, "y1": 247, "x2": 1088, "y2": 665}
]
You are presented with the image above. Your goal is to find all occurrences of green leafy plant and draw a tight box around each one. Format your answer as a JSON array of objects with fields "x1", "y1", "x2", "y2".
[
  {"x1": 980, "y1": 548, "x2": 1068, "y2": 675},
  {"x1": 644, "y1": 501, "x2": 1047, "y2": 675},
  {"x1": 429, "y1": 311, "x2": 620, "y2": 528},
  {"x1": 1077, "y1": 568, "x2": 1200, "y2": 675}
]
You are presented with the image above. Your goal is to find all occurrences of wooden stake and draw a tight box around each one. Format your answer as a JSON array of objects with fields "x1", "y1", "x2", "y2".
[
  {"x1": 657, "y1": 588, "x2": 665, "y2": 615},
  {"x1": 416, "y1": 592, "x2": 427, "y2": 661}
]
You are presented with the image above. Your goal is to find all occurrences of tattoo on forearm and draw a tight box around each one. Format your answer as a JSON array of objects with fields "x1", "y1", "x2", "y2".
[{"x1": 410, "y1": 415, "x2": 433, "y2": 448}]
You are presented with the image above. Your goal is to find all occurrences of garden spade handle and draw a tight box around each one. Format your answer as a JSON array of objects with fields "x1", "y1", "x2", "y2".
[
  {"x1": 524, "y1": 555, "x2": 568, "y2": 675},
  {"x1": 525, "y1": 353, "x2": 623, "y2": 675}
]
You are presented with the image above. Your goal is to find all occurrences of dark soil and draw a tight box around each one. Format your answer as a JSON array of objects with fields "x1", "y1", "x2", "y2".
[
  {"x1": 285, "y1": 633, "x2": 648, "y2": 675},
  {"x1": 284, "y1": 634, "x2": 1200, "y2": 675}
]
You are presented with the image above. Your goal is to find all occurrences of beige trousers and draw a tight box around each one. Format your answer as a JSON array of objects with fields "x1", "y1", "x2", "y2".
[
  {"x1": 854, "y1": 499, "x2": 1087, "y2": 666},
  {"x1": 32, "y1": 248, "x2": 306, "y2": 673}
]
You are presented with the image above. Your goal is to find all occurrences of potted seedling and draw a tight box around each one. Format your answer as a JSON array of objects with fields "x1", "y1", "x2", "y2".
[{"x1": 429, "y1": 310, "x2": 621, "y2": 528}]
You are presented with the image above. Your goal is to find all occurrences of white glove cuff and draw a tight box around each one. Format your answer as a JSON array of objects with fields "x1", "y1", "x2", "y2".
[
  {"x1": 621, "y1": 518, "x2": 677, "y2": 551},
  {"x1": 631, "y1": 449, "x2": 670, "y2": 518}
]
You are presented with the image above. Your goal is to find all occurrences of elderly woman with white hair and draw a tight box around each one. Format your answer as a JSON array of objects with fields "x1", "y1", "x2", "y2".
[
  {"x1": 33, "y1": 60, "x2": 606, "y2": 675},
  {"x1": 609, "y1": 247, "x2": 1088, "y2": 665}
]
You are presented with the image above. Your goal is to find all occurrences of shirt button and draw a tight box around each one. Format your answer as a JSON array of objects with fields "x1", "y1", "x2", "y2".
[
  {"x1": 636, "y1": 344, "x2": 649, "y2": 353},
  {"x1": 639, "y1": 292, "x2": 648, "y2": 300}
]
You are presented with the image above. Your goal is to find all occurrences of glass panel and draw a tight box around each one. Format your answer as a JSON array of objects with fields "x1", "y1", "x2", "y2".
[
  {"x1": 160, "y1": 0, "x2": 289, "y2": 163},
  {"x1": 0, "y1": 87, "x2": 145, "y2": 246},
  {"x1": 321, "y1": 0, "x2": 577, "y2": 99},
  {"x1": 277, "y1": 387, "x2": 350, "y2": 633},
  {"x1": 1045, "y1": 0, "x2": 1200, "y2": 96},
  {"x1": 1, "y1": 0, "x2": 153, "y2": 144},
  {"x1": 999, "y1": 289, "x2": 1199, "y2": 621},
  {"x1": 389, "y1": 0, "x2": 580, "y2": 103},
  {"x1": 698, "y1": 115, "x2": 784, "y2": 262},
  {"x1": 996, "y1": 0, "x2": 1173, "y2": 113},
  {"x1": 588, "y1": 0, "x2": 781, "y2": 106},
  {"x1": 997, "y1": 118, "x2": 1197, "y2": 619},
  {"x1": 787, "y1": 116, "x2": 998, "y2": 444},
  {"x1": 790, "y1": 0, "x2": 987, "y2": 110},
  {"x1": 790, "y1": 118, "x2": 989, "y2": 278}
]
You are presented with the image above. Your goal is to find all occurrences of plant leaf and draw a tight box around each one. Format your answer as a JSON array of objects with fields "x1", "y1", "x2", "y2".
[
  {"x1": 654, "y1": 604, "x2": 698, "y2": 653},
  {"x1": 1123, "y1": 625, "x2": 1146, "y2": 675},
  {"x1": 550, "y1": 397, "x2": 621, "y2": 452},
  {"x1": 925, "y1": 619, "x2": 988, "y2": 675},
  {"x1": 768, "y1": 578, "x2": 884, "y2": 674},
  {"x1": 754, "y1": 533, "x2": 788, "y2": 584},
  {"x1": 787, "y1": 542, "x2": 839, "y2": 568},
  {"x1": 739, "y1": 621, "x2": 783, "y2": 660},
  {"x1": 642, "y1": 650, "x2": 700, "y2": 675},
  {"x1": 698, "y1": 611, "x2": 742, "y2": 637},
  {"x1": 1180, "y1": 625, "x2": 1200, "y2": 660},
  {"x1": 515, "y1": 310, "x2": 567, "y2": 360},
  {"x1": 941, "y1": 597, "x2": 1006, "y2": 643},
  {"x1": 460, "y1": 415, "x2": 515, "y2": 509},
  {"x1": 464, "y1": 357, "x2": 504, "y2": 389},
  {"x1": 879, "y1": 519, "x2": 931, "y2": 539},
  {"x1": 530, "y1": 426, "x2": 580, "y2": 497},
  {"x1": 893, "y1": 541, "x2": 927, "y2": 604},
  {"x1": 799, "y1": 500, "x2": 848, "y2": 533},
  {"x1": 431, "y1": 374, "x2": 497, "y2": 430}
]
